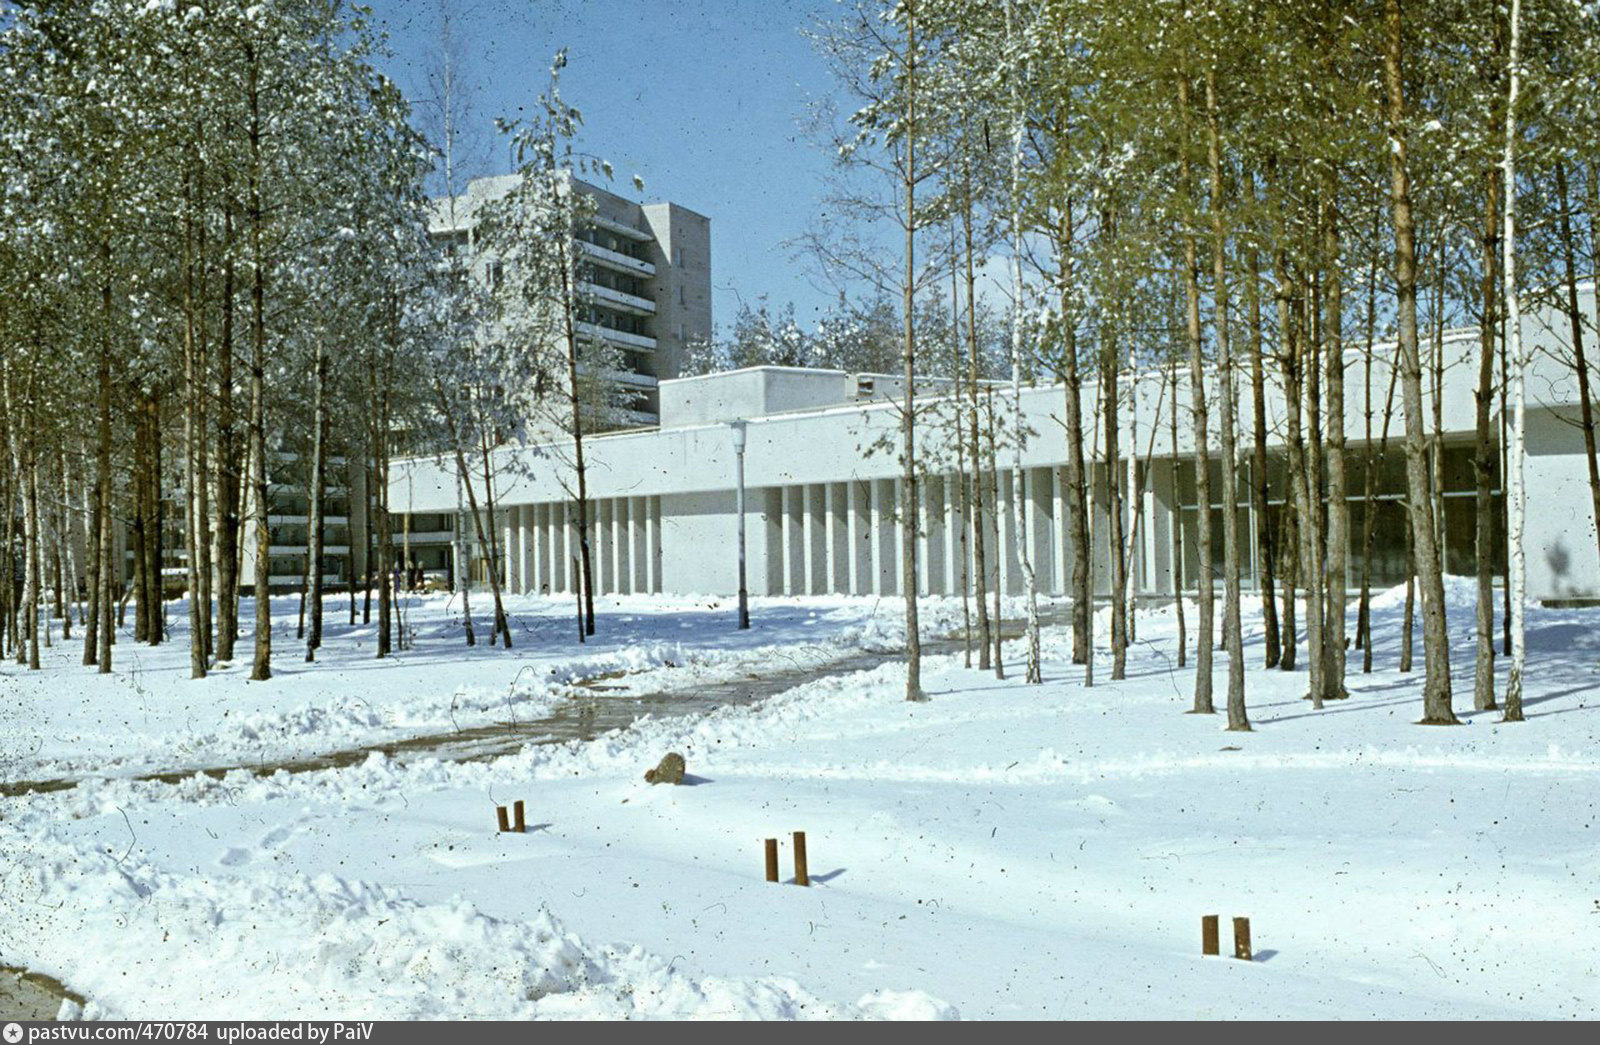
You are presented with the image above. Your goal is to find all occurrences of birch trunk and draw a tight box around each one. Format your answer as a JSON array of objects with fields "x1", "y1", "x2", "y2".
[
  {"x1": 1501, "y1": 0, "x2": 1525, "y2": 722},
  {"x1": 1004, "y1": 0, "x2": 1041, "y2": 684},
  {"x1": 987, "y1": 387, "x2": 1004, "y2": 679}
]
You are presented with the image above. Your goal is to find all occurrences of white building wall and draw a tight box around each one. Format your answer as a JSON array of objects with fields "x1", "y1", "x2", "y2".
[{"x1": 390, "y1": 291, "x2": 1600, "y2": 602}]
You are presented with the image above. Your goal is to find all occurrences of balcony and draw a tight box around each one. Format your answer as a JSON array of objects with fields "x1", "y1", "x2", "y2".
[
  {"x1": 578, "y1": 238, "x2": 654, "y2": 277},
  {"x1": 397, "y1": 530, "x2": 455, "y2": 544},
  {"x1": 576, "y1": 321, "x2": 656, "y2": 353},
  {"x1": 591, "y1": 213, "x2": 653, "y2": 243},
  {"x1": 268, "y1": 574, "x2": 343, "y2": 587},
  {"x1": 581, "y1": 281, "x2": 655, "y2": 316}
]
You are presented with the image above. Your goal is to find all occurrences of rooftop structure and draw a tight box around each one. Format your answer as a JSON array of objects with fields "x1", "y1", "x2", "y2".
[{"x1": 389, "y1": 291, "x2": 1600, "y2": 606}]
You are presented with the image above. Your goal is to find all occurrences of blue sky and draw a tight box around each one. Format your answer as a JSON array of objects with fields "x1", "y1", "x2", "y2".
[{"x1": 366, "y1": 0, "x2": 852, "y2": 333}]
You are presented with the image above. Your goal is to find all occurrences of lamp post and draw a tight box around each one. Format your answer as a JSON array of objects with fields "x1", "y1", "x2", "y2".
[{"x1": 730, "y1": 420, "x2": 750, "y2": 630}]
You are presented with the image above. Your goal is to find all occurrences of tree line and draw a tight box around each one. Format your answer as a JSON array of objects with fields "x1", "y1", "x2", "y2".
[
  {"x1": 0, "y1": 2, "x2": 634, "y2": 680},
  {"x1": 810, "y1": 0, "x2": 1600, "y2": 721}
]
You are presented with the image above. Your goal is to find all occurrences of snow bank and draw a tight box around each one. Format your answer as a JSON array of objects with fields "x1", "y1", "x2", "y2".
[
  {"x1": 1367, "y1": 574, "x2": 1486, "y2": 612},
  {"x1": 0, "y1": 828, "x2": 953, "y2": 1021},
  {"x1": 3, "y1": 593, "x2": 1020, "y2": 782}
]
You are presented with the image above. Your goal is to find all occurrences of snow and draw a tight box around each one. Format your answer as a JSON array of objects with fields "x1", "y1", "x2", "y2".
[
  {"x1": 0, "y1": 592, "x2": 974, "y2": 782},
  {"x1": 1, "y1": 586, "x2": 1597, "y2": 1019}
]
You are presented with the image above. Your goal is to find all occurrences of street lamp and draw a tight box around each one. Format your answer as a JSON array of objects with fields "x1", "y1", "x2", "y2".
[{"x1": 730, "y1": 420, "x2": 750, "y2": 630}]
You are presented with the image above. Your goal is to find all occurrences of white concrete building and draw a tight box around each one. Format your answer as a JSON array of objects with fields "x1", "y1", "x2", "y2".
[
  {"x1": 428, "y1": 174, "x2": 712, "y2": 426},
  {"x1": 388, "y1": 290, "x2": 1600, "y2": 605}
]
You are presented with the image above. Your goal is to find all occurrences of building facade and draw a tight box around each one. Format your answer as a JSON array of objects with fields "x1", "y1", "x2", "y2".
[
  {"x1": 428, "y1": 174, "x2": 713, "y2": 425},
  {"x1": 388, "y1": 291, "x2": 1600, "y2": 606}
]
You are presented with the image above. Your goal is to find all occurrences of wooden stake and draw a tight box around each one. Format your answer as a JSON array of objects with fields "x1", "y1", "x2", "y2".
[
  {"x1": 1202, "y1": 914, "x2": 1219, "y2": 956},
  {"x1": 1233, "y1": 916, "x2": 1252, "y2": 960},
  {"x1": 793, "y1": 831, "x2": 809, "y2": 886},
  {"x1": 513, "y1": 800, "x2": 526, "y2": 833},
  {"x1": 764, "y1": 838, "x2": 779, "y2": 883},
  {"x1": 496, "y1": 805, "x2": 510, "y2": 833}
]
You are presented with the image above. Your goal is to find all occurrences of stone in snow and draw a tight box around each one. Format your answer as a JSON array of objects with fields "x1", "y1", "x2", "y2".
[{"x1": 644, "y1": 752, "x2": 686, "y2": 785}]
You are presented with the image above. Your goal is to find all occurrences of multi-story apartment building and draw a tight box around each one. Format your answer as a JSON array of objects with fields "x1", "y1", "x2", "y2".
[
  {"x1": 427, "y1": 173, "x2": 713, "y2": 426},
  {"x1": 249, "y1": 452, "x2": 361, "y2": 591},
  {"x1": 129, "y1": 447, "x2": 369, "y2": 597},
  {"x1": 112, "y1": 174, "x2": 711, "y2": 599}
]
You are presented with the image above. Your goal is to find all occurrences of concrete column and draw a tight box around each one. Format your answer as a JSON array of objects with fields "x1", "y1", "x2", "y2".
[
  {"x1": 630, "y1": 496, "x2": 649, "y2": 594},
  {"x1": 1140, "y1": 467, "x2": 1159, "y2": 596},
  {"x1": 587, "y1": 501, "x2": 603, "y2": 594},
  {"x1": 783, "y1": 486, "x2": 805, "y2": 595},
  {"x1": 763, "y1": 488, "x2": 785, "y2": 596},
  {"x1": 526, "y1": 504, "x2": 538, "y2": 594},
  {"x1": 874, "y1": 478, "x2": 898, "y2": 595},
  {"x1": 1050, "y1": 467, "x2": 1068, "y2": 595},
  {"x1": 804, "y1": 484, "x2": 827, "y2": 595},
  {"x1": 515, "y1": 505, "x2": 533, "y2": 594},
  {"x1": 551, "y1": 504, "x2": 567, "y2": 594},
  {"x1": 1091, "y1": 462, "x2": 1110, "y2": 597},
  {"x1": 946, "y1": 473, "x2": 966, "y2": 599},
  {"x1": 649, "y1": 496, "x2": 664, "y2": 594},
  {"x1": 541, "y1": 505, "x2": 556, "y2": 593},
  {"x1": 503, "y1": 508, "x2": 518, "y2": 595},
  {"x1": 972, "y1": 471, "x2": 996, "y2": 595},
  {"x1": 998, "y1": 469, "x2": 1020, "y2": 595},
  {"x1": 607, "y1": 500, "x2": 624, "y2": 594},
  {"x1": 1029, "y1": 467, "x2": 1053, "y2": 595},
  {"x1": 826, "y1": 483, "x2": 850, "y2": 594},
  {"x1": 612, "y1": 497, "x2": 632, "y2": 595},
  {"x1": 1127, "y1": 457, "x2": 1143, "y2": 596},
  {"x1": 1149, "y1": 459, "x2": 1177, "y2": 596},
  {"x1": 534, "y1": 504, "x2": 550, "y2": 594},
  {"x1": 609, "y1": 499, "x2": 624, "y2": 594},
  {"x1": 923, "y1": 476, "x2": 945, "y2": 595},
  {"x1": 501, "y1": 508, "x2": 514, "y2": 595},
  {"x1": 848, "y1": 480, "x2": 872, "y2": 595},
  {"x1": 561, "y1": 504, "x2": 576, "y2": 594}
]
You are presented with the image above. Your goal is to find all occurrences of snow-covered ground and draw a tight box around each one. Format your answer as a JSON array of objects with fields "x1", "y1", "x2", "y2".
[
  {"x1": 1, "y1": 584, "x2": 1596, "y2": 1019},
  {"x1": 0, "y1": 591, "x2": 975, "y2": 782}
]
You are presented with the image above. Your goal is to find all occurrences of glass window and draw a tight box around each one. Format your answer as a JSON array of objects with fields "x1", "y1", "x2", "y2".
[
  {"x1": 1442, "y1": 443, "x2": 1500, "y2": 494},
  {"x1": 1350, "y1": 498, "x2": 1411, "y2": 590},
  {"x1": 1443, "y1": 494, "x2": 1506, "y2": 577}
]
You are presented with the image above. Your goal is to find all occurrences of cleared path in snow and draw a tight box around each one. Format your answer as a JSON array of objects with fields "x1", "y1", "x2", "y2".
[{"x1": 1, "y1": 609, "x2": 1061, "y2": 800}]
